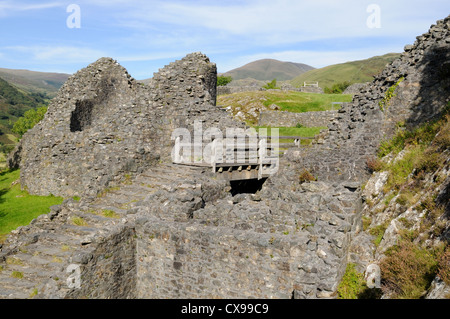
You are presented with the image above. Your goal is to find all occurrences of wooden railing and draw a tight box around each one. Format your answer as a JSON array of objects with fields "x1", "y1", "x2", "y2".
[
  {"x1": 209, "y1": 136, "x2": 278, "y2": 180},
  {"x1": 172, "y1": 134, "x2": 314, "y2": 180}
]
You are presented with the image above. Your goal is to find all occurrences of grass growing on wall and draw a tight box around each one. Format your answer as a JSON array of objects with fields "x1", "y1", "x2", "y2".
[
  {"x1": 363, "y1": 103, "x2": 450, "y2": 299},
  {"x1": 337, "y1": 263, "x2": 367, "y2": 299},
  {"x1": 0, "y1": 169, "x2": 63, "y2": 241}
]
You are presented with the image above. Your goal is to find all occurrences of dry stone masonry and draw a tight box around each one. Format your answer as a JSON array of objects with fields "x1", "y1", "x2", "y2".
[
  {"x1": 0, "y1": 15, "x2": 449, "y2": 299},
  {"x1": 258, "y1": 110, "x2": 338, "y2": 128},
  {"x1": 286, "y1": 16, "x2": 450, "y2": 183},
  {"x1": 9, "y1": 53, "x2": 239, "y2": 198}
]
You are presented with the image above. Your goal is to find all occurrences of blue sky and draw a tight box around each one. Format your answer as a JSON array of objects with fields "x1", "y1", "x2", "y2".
[{"x1": 0, "y1": 0, "x2": 449, "y2": 79}]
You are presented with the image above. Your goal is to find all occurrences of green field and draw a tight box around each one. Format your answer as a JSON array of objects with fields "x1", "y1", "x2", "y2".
[
  {"x1": 0, "y1": 169, "x2": 63, "y2": 241},
  {"x1": 261, "y1": 91, "x2": 352, "y2": 113}
]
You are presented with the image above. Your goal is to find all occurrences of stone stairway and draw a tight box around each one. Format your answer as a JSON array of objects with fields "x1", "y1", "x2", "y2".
[{"x1": 0, "y1": 163, "x2": 215, "y2": 299}]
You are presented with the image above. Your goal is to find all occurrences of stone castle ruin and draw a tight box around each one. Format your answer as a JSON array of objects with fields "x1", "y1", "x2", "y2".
[
  {"x1": 0, "y1": 16, "x2": 449, "y2": 299},
  {"x1": 9, "y1": 52, "x2": 240, "y2": 198}
]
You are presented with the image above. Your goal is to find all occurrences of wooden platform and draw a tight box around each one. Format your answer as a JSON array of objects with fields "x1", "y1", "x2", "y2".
[{"x1": 172, "y1": 135, "x2": 312, "y2": 181}]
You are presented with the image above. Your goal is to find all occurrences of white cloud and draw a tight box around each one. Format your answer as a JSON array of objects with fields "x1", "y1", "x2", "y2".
[
  {"x1": 0, "y1": 1, "x2": 63, "y2": 16},
  {"x1": 5, "y1": 45, "x2": 107, "y2": 64},
  {"x1": 84, "y1": 0, "x2": 449, "y2": 44}
]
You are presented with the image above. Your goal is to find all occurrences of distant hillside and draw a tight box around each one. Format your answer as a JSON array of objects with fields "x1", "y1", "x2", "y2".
[
  {"x1": 0, "y1": 76, "x2": 51, "y2": 146},
  {"x1": 222, "y1": 59, "x2": 315, "y2": 82},
  {"x1": 0, "y1": 68, "x2": 70, "y2": 98},
  {"x1": 290, "y1": 53, "x2": 401, "y2": 89}
]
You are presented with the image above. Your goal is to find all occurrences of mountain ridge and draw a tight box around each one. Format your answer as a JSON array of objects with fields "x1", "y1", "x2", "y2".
[{"x1": 222, "y1": 58, "x2": 315, "y2": 81}]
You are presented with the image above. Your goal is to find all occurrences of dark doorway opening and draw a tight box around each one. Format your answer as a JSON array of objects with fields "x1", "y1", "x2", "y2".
[
  {"x1": 230, "y1": 178, "x2": 267, "y2": 196},
  {"x1": 70, "y1": 100, "x2": 94, "y2": 132}
]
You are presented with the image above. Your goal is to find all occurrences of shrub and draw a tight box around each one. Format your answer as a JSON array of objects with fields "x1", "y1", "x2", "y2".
[
  {"x1": 263, "y1": 79, "x2": 279, "y2": 90},
  {"x1": 380, "y1": 239, "x2": 441, "y2": 298},
  {"x1": 324, "y1": 81, "x2": 351, "y2": 94},
  {"x1": 432, "y1": 113, "x2": 450, "y2": 151},
  {"x1": 12, "y1": 106, "x2": 48, "y2": 137},
  {"x1": 217, "y1": 75, "x2": 233, "y2": 87},
  {"x1": 416, "y1": 151, "x2": 442, "y2": 174},
  {"x1": 298, "y1": 169, "x2": 316, "y2": 184},
  {"x1": 366, "y1": 156, "x2": 384, "y2": 173},
  {"x1": 438, "y1": 247, "x2": 450, "y2": 285}
]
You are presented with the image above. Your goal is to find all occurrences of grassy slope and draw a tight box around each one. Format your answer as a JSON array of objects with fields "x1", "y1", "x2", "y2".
[
  {"x1": 291, "y1": 53, "x2": 401, "y2": 89},
  {"x1": 0, "y1": 69, "x2": 67, "y2": 158},
  {"x1": 0, "y1": 77, "x2": 49, "y2": 147},
  {"x1": 0, "y1": 68, "x2": 70, "y2": 98},
  {"x1": 0, "y1": 170, "x2": 64, "y2": 240}
]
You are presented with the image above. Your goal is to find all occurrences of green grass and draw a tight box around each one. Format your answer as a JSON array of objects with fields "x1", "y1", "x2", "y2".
[
  {"x1": 337, "y1": 263, "x2": 366, "y2": 299},
  {"x1": 377, "y1": 107, "x2": 450, "y2": 194},
  {"x1": 0, "y1": 169, "x2": 63, "y2": 240},
  {"x1": 260, "y1": 91, "x2": 352, "y2": 113}
]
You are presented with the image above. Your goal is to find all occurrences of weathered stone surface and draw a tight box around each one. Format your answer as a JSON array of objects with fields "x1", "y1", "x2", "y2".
[
  {"x1": 11, "y1": 52, "x2": 241, "y2": 198},
  {"x1": 259, "y1": 110, "x2": 337, "y2": 128},
  {"x1": 285, "y1": 15, "x2": 450, "y2": 184}
]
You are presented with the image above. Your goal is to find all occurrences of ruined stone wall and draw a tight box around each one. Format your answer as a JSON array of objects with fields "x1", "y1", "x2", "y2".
[
  {"x1": 217, "y1": 86, "x2": 263, "y2": 95},
  {"x1": 129, "y1": 163, "x2": 361, "y2": 299},
  {"x1": 286, "y1": 16, "x2": 450, "y2": 184},
  {"x1": 136, "y1": 218, "x2": 303, "y2": 299},
  {"x1": 66, "y1": 225, "x2": 137, "y2": 299},
  {"x1": 259, "y1": 110, "x2": 338, "y2": 128},
  {"x1": 11, "y1": 52, "x2": 240, "y2": 198}
]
